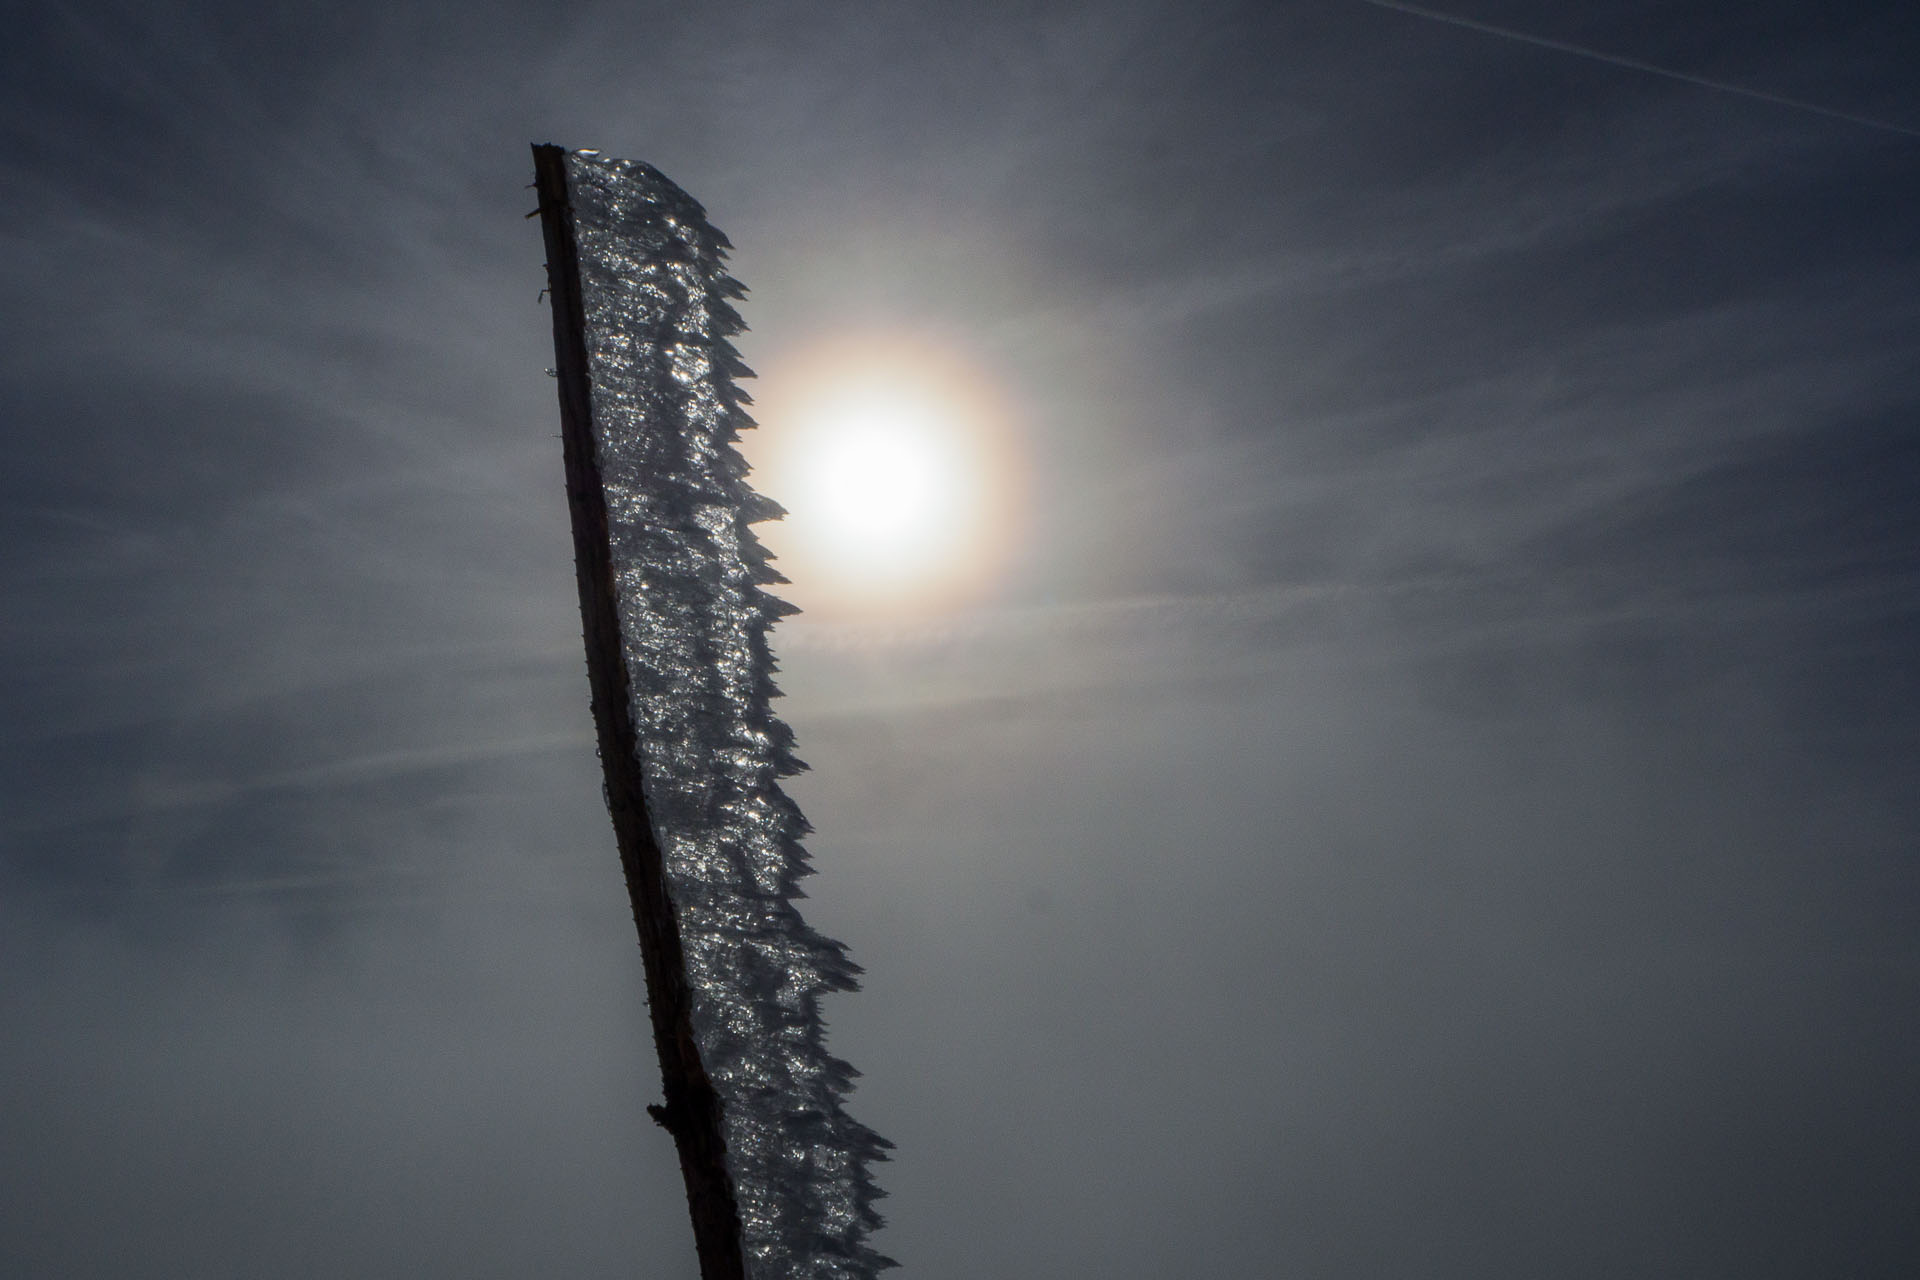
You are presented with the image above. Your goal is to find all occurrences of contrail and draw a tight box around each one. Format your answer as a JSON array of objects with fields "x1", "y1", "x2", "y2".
[{"x1": 1357, "y1": 0, "x2": 1920, "y2": 141}]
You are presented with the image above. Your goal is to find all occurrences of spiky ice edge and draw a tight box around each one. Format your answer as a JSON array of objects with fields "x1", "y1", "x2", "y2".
[{"x1": 564, "y1": 150, "x2": 894, "y2": 1280}]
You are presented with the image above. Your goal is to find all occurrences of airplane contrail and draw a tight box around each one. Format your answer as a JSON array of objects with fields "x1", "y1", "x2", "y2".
[{"x1": 1357, "y1": 0, "x2": 1920, "y2": 141}]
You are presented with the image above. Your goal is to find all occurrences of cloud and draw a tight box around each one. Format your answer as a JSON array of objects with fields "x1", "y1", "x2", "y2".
[{"x1": 4, "y1": 2, "x2": 1917, "y2": 1276}]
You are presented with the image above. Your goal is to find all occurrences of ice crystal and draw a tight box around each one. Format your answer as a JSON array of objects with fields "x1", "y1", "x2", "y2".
[{"x1": 564, "y1": 149, "x2": 891, "y2": 1280}]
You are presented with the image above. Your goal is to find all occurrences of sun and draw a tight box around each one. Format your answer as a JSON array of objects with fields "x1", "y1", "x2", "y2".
[
  {"x1": 789, "y1": 378, "x2": 974, "y2": 580},
  {"x1": 745, "y1": 334, "x2": 1020, "y2": 613}
]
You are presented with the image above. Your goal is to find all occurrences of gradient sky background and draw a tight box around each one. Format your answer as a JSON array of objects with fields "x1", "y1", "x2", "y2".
[{"x1": 4, "y1": 2, "x2": 1918, "y2": 1276}]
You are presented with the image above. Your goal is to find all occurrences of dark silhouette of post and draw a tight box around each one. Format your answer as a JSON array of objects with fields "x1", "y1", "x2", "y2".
[{"x1": 531, "y1": 142, "x2": 748, "y2": 1280}]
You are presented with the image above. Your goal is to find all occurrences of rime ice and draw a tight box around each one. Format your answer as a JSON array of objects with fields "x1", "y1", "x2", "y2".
[{"x1": 563, "y1": 150, "x2": 891, "y2": 1280}]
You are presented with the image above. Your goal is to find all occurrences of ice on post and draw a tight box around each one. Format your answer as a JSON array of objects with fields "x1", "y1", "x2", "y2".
[{"x1": 560, "y1": 149, "x2": 891, "y2": 1278}]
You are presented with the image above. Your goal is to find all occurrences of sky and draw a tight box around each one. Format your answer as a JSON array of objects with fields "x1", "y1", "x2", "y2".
[{"x1": 3, "y1": 1, "x2": 1917, "y2": 1276}]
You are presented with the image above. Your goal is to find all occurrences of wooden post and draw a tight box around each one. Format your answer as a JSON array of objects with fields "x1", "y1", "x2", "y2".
[{"x1": 532, "y1": 142, "x2": 748, "y2": 1280}]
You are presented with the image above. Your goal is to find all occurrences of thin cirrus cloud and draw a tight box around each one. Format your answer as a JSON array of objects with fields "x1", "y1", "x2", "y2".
[{"x1": 3, "y1": 2, "x2": 1918, "y2": 1277}]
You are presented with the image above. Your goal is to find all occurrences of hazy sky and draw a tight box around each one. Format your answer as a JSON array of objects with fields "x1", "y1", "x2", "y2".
[{"x1": 4, "y1": 2, "x2": 1917, "y2": 1276}]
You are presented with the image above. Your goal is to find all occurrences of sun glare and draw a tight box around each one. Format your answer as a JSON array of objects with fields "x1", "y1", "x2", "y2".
[{"x1": 747, "y1": 334, "x2": 1020, "y2": 614}]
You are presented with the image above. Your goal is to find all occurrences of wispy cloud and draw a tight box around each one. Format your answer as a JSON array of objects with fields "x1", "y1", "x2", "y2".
[{"x1": 1356, "y1": 0, "x2": 1920, "y2": 140}]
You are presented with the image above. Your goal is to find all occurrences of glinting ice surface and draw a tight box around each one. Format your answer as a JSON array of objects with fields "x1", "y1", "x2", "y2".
[{"x1": 564, "y1": 150, "x2": 892, "y2": 1280}]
